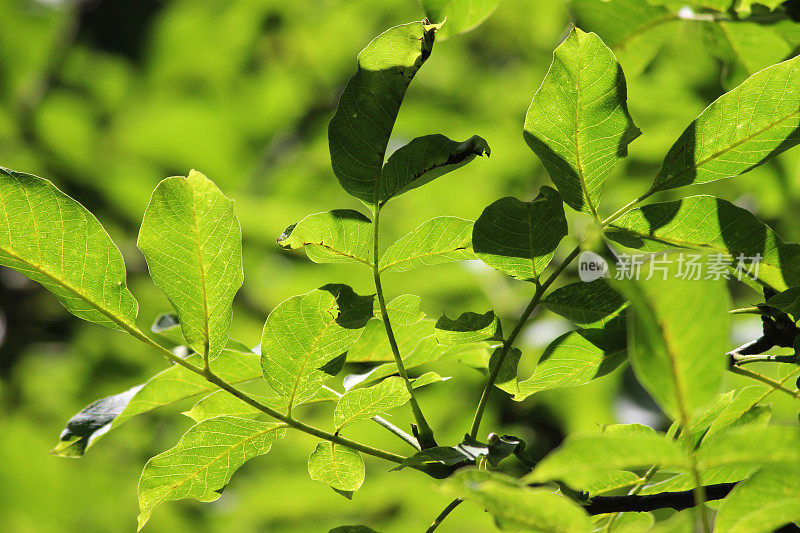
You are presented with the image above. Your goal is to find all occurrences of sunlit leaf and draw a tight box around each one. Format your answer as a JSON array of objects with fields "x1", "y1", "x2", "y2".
[
  {"x1": 526, "y1": 433, "x2": 688, "y2": 487},
  {"x1": 714, "y1": 466, "x2": 800, "y2": 533},
  {"x1": 379, "y1": 216, "x2": 474, "y2": 273},
  {"x1": 347, "y1": 319, "x2": 434, "y2": 363},
  {"x1": 736, "y1": 0, "x2": 786, "y2": 15},
  {"x1": 488, "y1": 347, "x2": 522, "y2": 395},
  {"x1": 261, "y1": 285, "x2": 373, "y2": 413},
  {"x1": 524, "y1": 28, "x2": 640, "y2": 215},
  {"x1": 374, "y1": 294, "x2": 426, "y2": 325},
  {"x1": 277, "y1": 210, "x2": 373, "y2": 266},
  {"x1": 52, "y1": 350, "x2": 261, "y2": 457},
  {"x1": 328, "y1": 21, "x2": 436, "y2": 207},
  {"x1": 473, "y1": 186, "x2": 566, "y2": 281},
  {"x1": 541, "y1": 279, "x2": 627, "y2": 328},
  {"x1": 613, "y1": 254, "x2": 730, "y2": 421},
  {"x1": 334, "y1": 376, "x2": 411, "y2": 430},
  {"x1": 308, "y1": 442, "x2": 365, "y2": 492},
  {"x1": 138, "y1": 170, "x2": 242, "y2": 360},
  {"x1": 379, "y1": 134, "x2": 489, "y2": 205},
  {"x1": 434, "y1": 310, "x2": 502, "y2": 346},
  {"x1": 184, "y1": 388, "x2": 338, "y2": 423},
  {"x1": 419, "y1": 0, "x2": 501, "y2": 39},
  {"x1": 137, "y1": 417, "x2": 286, "y2": 529},
  {"x1": 0, "y1": 167, "x2": 138, "y2": 330},
  {"x1": 606, "y1": 195, "x2": 800, "y2": 291},
  {"x1": 515, "y1": 322, "x2": 627, "y2": 400},
  {"x1": 649, "y1": 55, "x2": 800, "y2": 194},
  {"x1": 441, "y1": 469, "x2": 593, "y2": 532},
  {"x1": 766, "y1": 286, "x2": 800, "y2": 316},
  {"x1": 697, "y1": 426, "x2": 800, "y2": 469}
]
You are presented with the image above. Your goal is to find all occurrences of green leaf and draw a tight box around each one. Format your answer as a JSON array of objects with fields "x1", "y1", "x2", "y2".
[
  {"x1": 334, "y1": 376, "x2": 411, "y2": 431},
  {"x1": 184, "y1": 388, "x2": 338, "y2": 423},
  {"x1": 277, "y1": 210, "x2": 372, "y2": 266},
  {"x1": 419, "y1": 0, "x2": 501, "y2": 39},
  {"x1": 573, "y1": 0, "x2": 679, "y2": 75},
  {"x1": 714, "y1": 466, "x2": 800, "y2": 533},
  {"x1": 526, "y1": 433, "x2": 688, "y2": 487},
  {"x1": 347, "y1": 319, "x2": 435, "y2": 363},
  {"x1": 328, "y1": 21, "x2": 436, "y2": 206},
  {"x1": 542, "y1": 279, "x2": 627, "y2": 328},
  {"x1": 515, "y1": 322, "x2": 627, "y2": 400},
  {"x1": 261, "y1": 285, "x2": 373, "y2": 413},
  {"x1": 308, "y1": 442, "x2": 365, "y2": 492},
  {"x1": 440, "y1": 469, "x2": 593, "y2": 532},
  {"x1": 379, "y1": 216, "x2": 474, "y2": 273},
  {"x1": 137, "y1": 417, "x2": 286, "y2": 530},
  {"x1": 736, "y1": 0, "x2": 786, "y2": 15},
  {"x1": 0, "y1": 167, "x2": 138, "y2": 330},
  {"x1": 473, "y1": 186, "x2": 567, "y2": 281},
  {"x1": 523, "y1": 28, "x2": 640, "y2": 216},
  {"x1": 374, "y1": 294, "x2": 425, "y2": 325},
  {"x1": 583, "y1": 471, "x2": 642, "y2": 496},
  {"x1": 649, "y1": 55, "x2": 800, "y2": 194},
  {"x1": 52, "y1": 350, "x2": 261, "y2": 457},
  {"x1": 704, "y1": 386, "x2": 773, "y2": 439},
  {"x1": 612, "y1": 253, "x2": 731, "y2": 421},
  {"x1": 606, "y1": 195, "x2": 800, "y2": 291},
  {"x1": 378, "y1": 134, "x2": 489, "y2": 205},
  {"x1": 138, "y1": 170, "x2": 242, "y2": 360},
  {"x1": 434, "y1": 310, "x2": 502, "y2": 346},
  {"x1": 697, "y1": 426, "x2": 800, "y2": 469},
  {"x1": 766, "y1": 286, "x2": 800, "y2": 317},
  {"x1": 488, "y1": 347, "x2": 522, "y2": 395}
]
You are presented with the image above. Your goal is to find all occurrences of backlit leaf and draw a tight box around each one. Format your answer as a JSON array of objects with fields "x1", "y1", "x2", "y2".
[
  {"x1": 714, "y1": 466, "x2": 800, "y2": 533},
  {"x1": 334, "y1": 376, "x2": 411, "y2": 430},
  {"x1": 434, "y1": 310, "x2": 502, "y2": 346},
  {"x1": 374, "y1": 294, "x2": 425, "y2": 326},
  {"x1": 419, "y1": 0, "x2": 501, "y2": 39},
  {"x1": 277, "y1": 210, "x2": 372, "y2": 266},
  {"x1": 379, "y1": 216, "x2": 474, "y2": 273},
  {"x1": 541, "y1": 279, "x2": 627, "y2": 328},
  {"x1": 308, "y1": 442, "x2": 365, "y2": 492}
]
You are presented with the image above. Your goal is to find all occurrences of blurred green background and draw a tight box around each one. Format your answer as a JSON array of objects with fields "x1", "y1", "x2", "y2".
[{"x1": 1, "y1": 0, "x2": 799, "y2": 531}]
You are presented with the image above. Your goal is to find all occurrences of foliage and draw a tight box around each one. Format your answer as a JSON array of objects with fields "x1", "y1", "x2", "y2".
[{"x1": 4, "y1": 0, "x2": 800, "y2": 532}]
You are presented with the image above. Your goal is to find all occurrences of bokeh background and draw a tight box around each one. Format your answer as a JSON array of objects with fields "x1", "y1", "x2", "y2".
[{"x1": 1, "y1": 0, "x2": 800, "y2": 531}]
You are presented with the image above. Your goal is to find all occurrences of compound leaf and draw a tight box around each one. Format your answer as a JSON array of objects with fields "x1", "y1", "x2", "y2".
[
  {"x1": 650, "y1": 55, "x2": 800, "y2": 194},
  {"x1": 328, "y1": 21, "x2": 437, "y2": 206},
  {"x1": 524, "y1": 28, "x2": 640, "y2": 215},
  {"x1": 261, "y1": 285, "x2": 373, "y2": 413},
  {"x1": 138, "y1": 170, "x2": 242, "y2": 360},
  {"x1": 613, "y1": 254, "x2": 730, "y2": 422},
  {"x1": 379, "y1": 216, "x2": 474, "y2": 273},
  {"x1": 137, "y1": 417, "x2": 285, "y2": 529},
  {"x1": 0, "y1": 167, "x2": 138, "y2": 330},
  {"x1": 473, "y1": 186, "x2": 567, "y2": 281},
  {"x1": 606, "y1": 195, "x2": 800, "y2": 291},
  {"x1": 277, "y1": 210, "x2": 372, "y2": 266},
  {"x1": 308, "y1": 442, "x2": 365, "y2": 492},
  {"x1": 334, "y1": 376, "x2": 410, "y2": 430}
]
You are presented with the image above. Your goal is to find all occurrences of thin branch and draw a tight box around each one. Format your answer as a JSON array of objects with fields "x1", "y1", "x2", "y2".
[
  {"x1": 600, "y1": 191, "x2": 654, "y2": 227},
  {"x1": 469, "y1": 243, "x2": 583, "y2": 439},
  {"x1": 426, "y1": 498, "x2": 463, "y2": 533},
  {"x1": 584, "y1": 482, "x2": 736, "y2": 515},
  {"x1": 729, "y1": 366, "x2": 800, "y2": 399},
  {"x1": 372, "y1": 207, "x2": 436, "y2": 448}
]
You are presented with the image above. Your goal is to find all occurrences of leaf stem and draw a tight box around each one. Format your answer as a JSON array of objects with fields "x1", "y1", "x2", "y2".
[
  {"x1": 729, "y1": 365, "x2": 800, "y2": 399},
  {"x1": 729, "y1": 306, "x2": 762, "y2": 315},
  {"x1": 600, "y1": 191, "x2": 653, "y2": 227},
  {"x1": 123, "y1": 323, "x2": 406, "y2": 464},
  {"x1": 372, "y1": 207, "x2": 437, "y2": 448},
  {"x1": 468, "y1": 243, "x2": 583, "y2": 439},
  {"x1": 425, "y1": 498, "x2": 463, "y2": 533}
]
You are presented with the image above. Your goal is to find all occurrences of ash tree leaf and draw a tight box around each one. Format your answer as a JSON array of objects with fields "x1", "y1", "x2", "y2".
[
  {"x1": 523, "y1": 28, "x2": 640, "y2": 216},
  {"x1": 766, "y1": 286, "x2": 800, "y2": 317},
  {"x1": 308, "y1": 442, "x2": 365, "y2": 493},
  {"x1": 697, "y1": 426, "x2": 800, "y2": 469},
  {"x1": 541, "y1": 279, "x2": 627, "y2": 328},
  {"x1": 328, "y1": 21, "x2": 436, "y2": 207},
  {"x1": 419, "y1": 0, "x2": 501, "y2": 39},
  {"x1": 374, "y1": 294, "x2": 425, "y2": 325},
  {"x1": 379, "y1": 216, "x2": 475, "y2": 273},
  {"x1": 714, "y1": 465, "x2": 800, "y2": 533},
  {"x1": 605, "y1": 195, "x2": 800, "y2": 292},
  {"x1": 277, "y1": 210, "x2": 372, "y2": 266},
  {"x1": 649, "y1": 55, "x2": 800, "y2": 194},
  {"x1": 526, "y1": 433, "x2": 688, "y2": 488},
  {"x1": 137, "y1": 417, "x2": 286, "y2": 530},
  {"x1": 704, "y1": 386, "x2": 775, "y2": 440},
  {"x1": 261, "y1": 284, "x2": 373, "y2": 414},
  {"x1": 333, "y1": 376, "x2": 411, "y2": 431},
  {"x1": 488, "y1": 347, "x2": 522, "y2": 395},
  {"x1": 441, "y1": 469, "x2": 593, "y2": 533},
  {"x1": 138, "y1": 170, "x2": 243, "y2": 360},
  {"x1": 52, "y1": 349, "x2": 261, "y2": 457},
  {"x1": 434, "y1": 310, "x2": 502, "y2": 346},
  {"x1": 347, "y1": 319, "x2": 434, "y2": 363},
  {"x1": 0, "y1": 167, "x2": 138, "y2": 330},
  {"x1": 473, "y1": 186, "x2": 567, "y2": 281},
  {"x1": 514, "y1": 321, "x2": 627, "y2": 400},
  {"x1": 612, "y1": 254, "x2": 731, "y2": 422},
  {"x1": 572, "y1": 0, "x2": 679, "y2": 75},
  {"x1": 378, "y1": 134, "x2": 490, "y2": 206}
]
